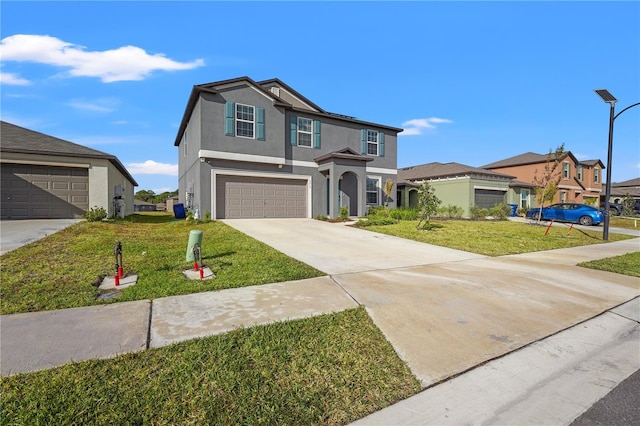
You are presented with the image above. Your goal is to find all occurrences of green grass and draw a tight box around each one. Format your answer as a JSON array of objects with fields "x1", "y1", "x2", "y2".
[
  {"x1": 0, "y1": 215, "x2": 324, "y2": 315},
  {"x1": 610, "y1": 216, "x2": 640, "y2": 230},
  {"x1": 0, "y1": 308, "x2": 421, "y2": 425},
  {"x1": 355, "y1": 219, "x2": 633, "y2": 256},
  {"x1": 579, "y1": 251, "x2": 640, "y2": 278}
]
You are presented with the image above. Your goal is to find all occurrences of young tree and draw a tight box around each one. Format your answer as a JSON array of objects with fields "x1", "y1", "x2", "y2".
[
  {"x1": 416, "y1": 182, "x2": 442, "y2": 230},
  {"x1": 532, "y1": 143, "x2": 566, "y2": 222}
]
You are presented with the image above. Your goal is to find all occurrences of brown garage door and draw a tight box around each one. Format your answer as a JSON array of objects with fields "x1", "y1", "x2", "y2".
[
  {"x1": 216, "y1": 175, "x2": 307, "y2": 219},
  {"x1": 1, "y1": 163, "x2": 89, "y2": 219},
  {"x1": 474, "y1": 188, "x2": 506, "y2": 209}
]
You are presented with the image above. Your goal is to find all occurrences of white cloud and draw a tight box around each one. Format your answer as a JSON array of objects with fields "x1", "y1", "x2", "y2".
[
  {"x1": 400, "y1": 117, "x2": 453, "y2": 136},
  {"x1": 0, "y1": 72, "x2": 31, "y2": 85},
  {"x1": 127, "y1": 160, "x2": 178, "y2": 176},
  {"x1": 636, "y1": 162, "x2": 640, "y2": 169},
  {"x1": 65, "y1": 98, "x2": 118, "y2": 113},
  {"x1": 1, "y1": 34, "x2": 205, "y2": 83}
]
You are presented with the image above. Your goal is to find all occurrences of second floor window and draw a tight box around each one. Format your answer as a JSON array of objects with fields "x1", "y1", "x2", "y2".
[
  {"x1": 594, "y1": 168, "x2": 600, "y2": 183},
  {"x1": 297, "y1": 117, "x2": 313, "y2": 147},
  {"x1": 563, "y1": 162, "x2": 570, "y2": 179},
  {"x1": 236, "y1": 103, "x2": 255, "y2": 138},
  {"x1": 577, "y1": 165, "x2": 583, "y2": 181},
  {"x1": 367, "y1": 130, "x2": 379, "y2": 156}
]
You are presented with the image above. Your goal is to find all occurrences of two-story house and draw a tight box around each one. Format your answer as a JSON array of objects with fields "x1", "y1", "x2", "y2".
[
  {"x1": 482, "y1": 151, "x2": 604, "y2": 206},
  {"x1": 174, "y1": 77, "x2": 401, "y2": 219}
]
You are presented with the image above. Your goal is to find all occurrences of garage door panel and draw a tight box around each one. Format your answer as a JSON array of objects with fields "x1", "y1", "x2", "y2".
[
  {"x1": 474, "y1": 189, "x2": 506, "y2": 209},
  {"x1": 1, "y1": 164, "x2": 89, "y2": 219},
  {"x1": 216, "y1": 175, "x2": 307, "y2": 219}
]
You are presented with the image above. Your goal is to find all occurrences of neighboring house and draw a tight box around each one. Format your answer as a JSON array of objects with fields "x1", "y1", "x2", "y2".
[
  {"x1": 134, "y1": 199, "x2": 157, "y2": 212},
  {"x1": 397, "y1": 162, "x2": 534, "y2": 217},
  {"x1": 482, "y1": 151, "x2": 604, "y2": 206},
  {"x1": 608, "y1": 177, "x2": 640, "y2": 203},
  {"x1": 166, "y1": 195, "x2": 179, "y2": 214},
  {"x1": 0, "y1": 121, "x2": 137, "y2": 219},
  {"x1": 173, "y1": 76, "x2": 401, "y2": 219}
]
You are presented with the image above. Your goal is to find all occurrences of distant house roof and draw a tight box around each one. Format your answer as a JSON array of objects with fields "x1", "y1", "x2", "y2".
[
  {"x1": 1, "y1": 121, "x2": 138, "y2": 186},
  {"x1": 612, "y1": 177, "x2": 640, "y2": 188},
  {"x1": 133, "y1": 199, "x2": 156, "y2": 206},
  {"x1": 173, "y1": 76, "x2": 404, "y2": 147},
  {"x1": 579, "y1": 159, "x2": 605, "y2": 168},
  {"x1": 481, "y1": 151, "x2": 580, "y2": 169},
  {"x1": 398, "y1": 162, "x2": 515, "y2": 182}
]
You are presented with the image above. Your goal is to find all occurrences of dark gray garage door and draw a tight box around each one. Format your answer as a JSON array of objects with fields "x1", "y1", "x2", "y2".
[
  {"x1": 1, "y1": 163, "x2": 89, "y2": 219},
  {"x1": 474, "y1": 189, "x2": 506, "y2": 209},
  {"x1": 216, "y1": 175, "x2": 307, "y2": 219}
]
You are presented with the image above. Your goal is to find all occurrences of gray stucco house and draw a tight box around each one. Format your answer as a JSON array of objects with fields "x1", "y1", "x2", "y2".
[
  {"x1": 1, "y1": 121, "x2": 137, "y2": 219},
  {"x1": 174, "y1": 77, "x2": 401, "y2": 219}
]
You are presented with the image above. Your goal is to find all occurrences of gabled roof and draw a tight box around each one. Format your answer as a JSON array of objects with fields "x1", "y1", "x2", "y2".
[
  {"x1": 398, "y1": 162, "x2": 515, "y2": 181},
  {"x1": 482, "y1": 151, "x2": 580, "y2": 169},
  {"x1": 173, "y1": 76, "x2": 404, "y2": 146},
  {"x1": 0, "y1": 121, "x2": 138, "y2": 186},
  {"x1": 612, "y1": 177, "x2": 640, "y2": 188},
  {"x1": 314, "y1": 147, "x2": 374, "y2": 164},
  {"x1": 579, "y1": 159, "x2": 605, "y2": 168}
]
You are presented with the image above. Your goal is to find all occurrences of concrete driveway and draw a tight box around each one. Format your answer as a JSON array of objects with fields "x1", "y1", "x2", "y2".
[
  {"x1": 222, "y1": 218, "x2": 484, "y2": 274},
  {"x1": 0, "y1": 219, "x2": 84, "y2": 255},
  {"x1": 224, "y1": 218, "x2": 640, "y2": 386}
]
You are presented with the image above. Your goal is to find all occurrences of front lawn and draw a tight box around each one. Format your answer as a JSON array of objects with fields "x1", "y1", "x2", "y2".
[
  {"x1": 0, "y1": 215, "x2": 324, "y2": 315},
  {"x1": 355, "y1": 219, "x2": 633, "y2": 256},
  {"x1": 0, "y1": 307, "x2": 421, "y2": 425},
  {"x1": 579, "y1": 251, "x2": 640, "y2": 278}
]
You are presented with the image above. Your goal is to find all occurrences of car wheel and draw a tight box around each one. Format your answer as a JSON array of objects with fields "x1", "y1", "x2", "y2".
[
  {"x1": 579, "y1": 216, "x2": 593, "y2": 226},
  {"x1": 531, "y1": 212, "x2": 541, "y2": 220}
]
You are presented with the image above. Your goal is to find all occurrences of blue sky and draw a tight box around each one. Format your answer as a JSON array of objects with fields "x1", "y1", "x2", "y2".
[{"x1": 2, "y1": 1, "x2": 639, "y2": 193}]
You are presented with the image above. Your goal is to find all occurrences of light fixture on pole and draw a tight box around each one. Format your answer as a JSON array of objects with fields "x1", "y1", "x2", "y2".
[
  {"x1": 594, "y1": 90, "x2": 640, "y2": 241},
  {"x1": 594, "y1": 89, "x2": 616, "y2": 241}
]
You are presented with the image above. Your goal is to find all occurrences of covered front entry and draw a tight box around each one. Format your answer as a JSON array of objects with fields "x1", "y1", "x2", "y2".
[
  {"x1": 215, "y1": 175, "x2": 307, "y2": 219},
  {"x1": 1, "y1": 163, "x2": 89, "y2": 219}
]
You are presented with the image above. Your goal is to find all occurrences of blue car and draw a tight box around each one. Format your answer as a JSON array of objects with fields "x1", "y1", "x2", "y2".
[{"x1": 526, "y1": 203, "x2": 604, "y2": 226}]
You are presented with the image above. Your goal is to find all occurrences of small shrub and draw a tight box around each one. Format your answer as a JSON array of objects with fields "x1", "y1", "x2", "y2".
[
  {"x1": 315, "y1": 215, "x2": 328, "y2": 221},
  {"x1": 489, "y1": 203, "x2": 512, "y2": 220},
  {"x1": 355, "y1": 217, "x2": 397, "y2": 227},
  {"x1": 516, "y1": 207, "x2": 529, "y2": 217},
  {"x1": 367, "y1": 206, "x2": 387, "y2": 217},
  {"x1": 438, "y1": 204, "x2": 464, "y2": 219},
  {"x1": 85, "y1": 206, "x2": 107, "y2": 222},
  {"x1": 203, "y1": 210, "x2": 212, "y2": 222},
  {"x1": 470, "y1": 205, "x2": 489, "y2": 219},
  {"x1": 339, "y1": 206, "x2": 349, "y2": 221}
]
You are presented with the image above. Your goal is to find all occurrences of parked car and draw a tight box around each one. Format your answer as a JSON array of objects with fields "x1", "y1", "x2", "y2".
[
  {"x1": 526, "y1": 203, "x2": 604, "y2": 226},
  {"x1": 606, "y1": 201, "x2": 640, "y2": 216}
]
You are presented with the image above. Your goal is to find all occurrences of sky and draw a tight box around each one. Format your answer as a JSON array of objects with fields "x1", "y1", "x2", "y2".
[{"x1": 1, "y1": 1, "x2": 639, "y2": 194}]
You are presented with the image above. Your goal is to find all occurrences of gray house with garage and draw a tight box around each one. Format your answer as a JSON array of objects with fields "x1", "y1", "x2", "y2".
[
  {"x1": 174, "y1": 76, "x2": 401, "y2": 219},
  {"x1": 1, "y1": 121, "x2": 137, "y2": 220}
]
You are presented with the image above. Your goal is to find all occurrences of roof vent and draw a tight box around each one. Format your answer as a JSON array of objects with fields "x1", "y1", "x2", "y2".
[{"x1": 270, "y1": 87, "x2": 280, "y2": 97}]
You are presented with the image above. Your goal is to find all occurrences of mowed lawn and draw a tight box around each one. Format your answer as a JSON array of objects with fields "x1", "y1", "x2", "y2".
[
  {"x1": 356, "y1": 219, "x2": 634, "y2": 256},
  {"x1": 0, "y1": 214, "x2": 324, "y2": 315}
]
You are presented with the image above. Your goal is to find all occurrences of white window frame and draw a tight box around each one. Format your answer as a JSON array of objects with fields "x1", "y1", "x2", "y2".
[
  {"x1": 297, "y1": 117, "x2": 313, "y2": 147},
  {"x1": 367, "y1": 130, "x2": 379, "y2": 156},
  {"x1": 577, "y1": 165, "x2": 583, "y2": 181},
  {"x1": 563, "y1": 162, "x2": 570, "y2": 179},
  {"x1": 366, "y1": 176, "x2": 381, "y2": 205},
  {"x1": 560, "y1": 190, "x2": 567, "y2": 202},
  {"x1": 520, "y1": 189, "x2": 529, "y2": 209},
  {"x1": 594, "y1": 168, "x2": 600, "y2": 183},
  {"x1": 235, "y1": 103, "x2": 255, "y2": 139}
]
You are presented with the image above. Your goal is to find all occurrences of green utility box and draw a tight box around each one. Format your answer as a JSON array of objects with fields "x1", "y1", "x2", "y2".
[{"x1": 186, "y1": 230, "x2": 203, "y2": 262}]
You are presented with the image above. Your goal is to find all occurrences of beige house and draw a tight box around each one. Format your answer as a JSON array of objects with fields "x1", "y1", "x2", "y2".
[{"x1": 1, "y1": 121, "x2": 137, "y2": 219}]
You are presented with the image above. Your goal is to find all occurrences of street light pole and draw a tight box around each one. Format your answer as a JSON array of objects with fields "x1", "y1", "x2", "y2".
[{"x1": 594, "y1": 89, "x2": 640, "y2": 241}]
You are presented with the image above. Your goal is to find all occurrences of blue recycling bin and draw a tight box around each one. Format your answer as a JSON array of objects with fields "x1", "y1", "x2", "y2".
[
  {"x1": 173, "y1": 203, "x2": 186, "y2": 219},
  {"x1": 508, "y1": 204, "x2": 518, "y2": 217}
]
